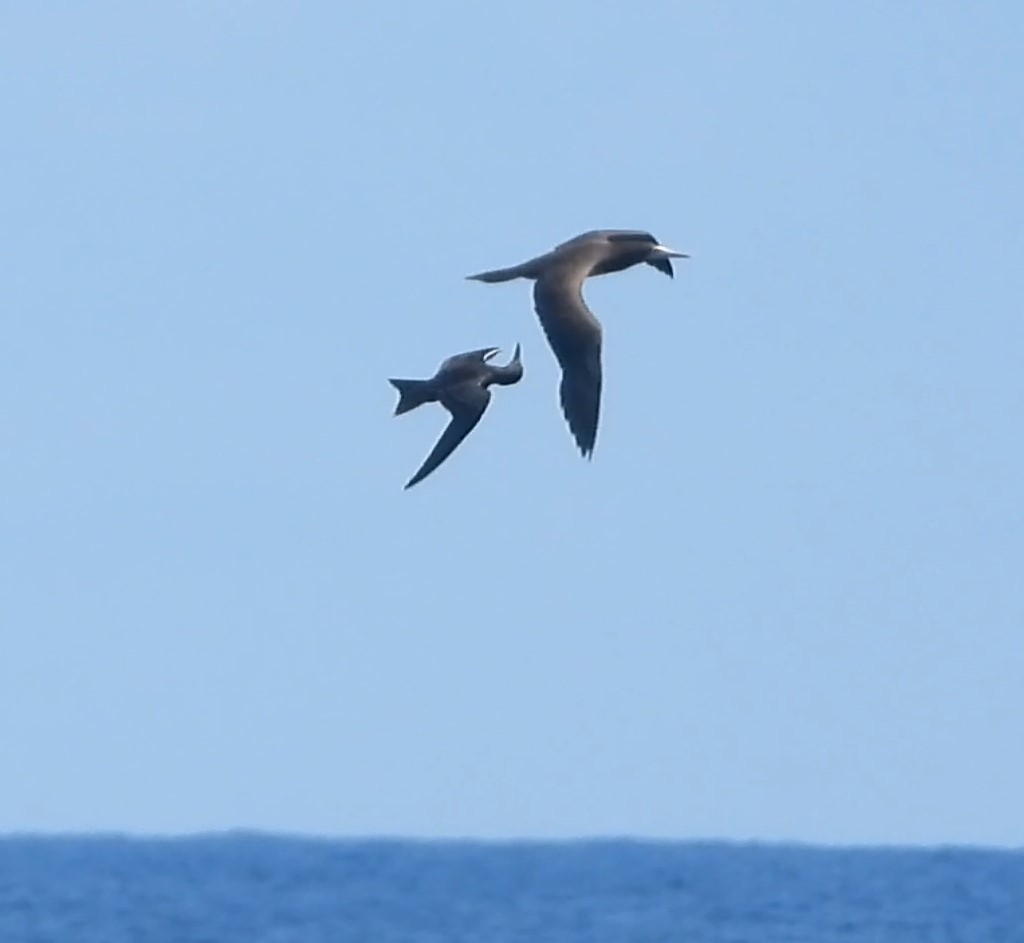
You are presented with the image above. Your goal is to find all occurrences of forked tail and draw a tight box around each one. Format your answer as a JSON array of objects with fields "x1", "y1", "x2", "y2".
[{"x1": 389, "y1": 378, "x2": 434, "y2": 416}]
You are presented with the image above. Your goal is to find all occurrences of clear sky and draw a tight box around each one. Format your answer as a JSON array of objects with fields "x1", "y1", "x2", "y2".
[{"x1": 2, "y1": 2, "x2": 1021, "y2": 846}]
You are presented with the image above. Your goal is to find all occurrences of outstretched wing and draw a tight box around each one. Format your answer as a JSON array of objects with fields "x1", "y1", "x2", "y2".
[
  {"x1": 404, "y1": 381, "x2": 492, "y2": 489},
  {"x1": 533, "y1": 265, "x2": 603, "y2": 458}
]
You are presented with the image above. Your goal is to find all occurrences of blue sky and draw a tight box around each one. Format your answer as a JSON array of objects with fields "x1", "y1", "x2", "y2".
[{"x1": 1, "y1": 2, "x2": 1021, "y2": 845}]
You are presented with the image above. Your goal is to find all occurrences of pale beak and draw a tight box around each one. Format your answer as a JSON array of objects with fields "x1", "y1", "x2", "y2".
[{"x1": 650, "y1": 244, "x2": 690, "y2": 259}]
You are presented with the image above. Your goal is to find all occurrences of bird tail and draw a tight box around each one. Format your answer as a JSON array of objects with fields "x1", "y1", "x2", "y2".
[
  {"x1": 465, "y1": 259, "x2": 542, "y2": 283},
  {"x1": 389, "y1": 378, "x2": 434, "y2": 416}
]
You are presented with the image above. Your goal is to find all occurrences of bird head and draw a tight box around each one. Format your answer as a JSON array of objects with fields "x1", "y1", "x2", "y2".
[
  {"x1": 598, "y1": 231, "x2": 689, "y2": 278},
  {"x1": 643, "y1": 236, "x2": 690, "y2": 278},
  {"x1": 467, "y1": 347, "x2": 502, "y2": 362}
]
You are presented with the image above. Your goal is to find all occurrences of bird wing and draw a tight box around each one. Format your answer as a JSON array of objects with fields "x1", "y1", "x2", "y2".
[
  {"x1": 533, "y1": 264, "x2": 603, "y2": 458},
  {"x1": 404, "y1": 381, "x2": 492, "y2": 489}
]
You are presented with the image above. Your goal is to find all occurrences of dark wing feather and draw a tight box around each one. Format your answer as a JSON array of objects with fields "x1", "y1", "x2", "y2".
[
  {"x1": 404, "y1": 381, "x2": 492, "y2": 489},
  {"x1": 533, "y1": 265, "x2": 602, "y2": 458}
]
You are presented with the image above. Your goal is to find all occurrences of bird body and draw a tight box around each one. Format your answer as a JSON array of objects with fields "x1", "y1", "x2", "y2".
[
  {"x1": 389, "y1": 345, "x2": 523, "y2": 489},
  {"x1": 466, "y1": 230, "x2": 686, "y2": 458}
]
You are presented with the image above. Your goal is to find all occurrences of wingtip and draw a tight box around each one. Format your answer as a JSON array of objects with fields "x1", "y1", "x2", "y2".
[{"x1": 574, "y1": 440, "x2": 595, "y2": 460}]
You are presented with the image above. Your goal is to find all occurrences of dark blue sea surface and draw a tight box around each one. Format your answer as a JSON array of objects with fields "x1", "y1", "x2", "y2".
[{"x1": 0, "y1": 836, "x2": 1021, "y2": 942}]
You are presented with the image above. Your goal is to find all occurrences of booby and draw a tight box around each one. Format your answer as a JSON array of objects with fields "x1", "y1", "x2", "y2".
[
  {"x1": 466, "y1": 230, "x2": 687, "y2": 458},
  {"x1": 389, "y1": 345, "x2": 524, "y2": 490}
]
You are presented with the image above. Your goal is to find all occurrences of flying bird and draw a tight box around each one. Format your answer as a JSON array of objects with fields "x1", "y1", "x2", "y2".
[
  {"x1": 466, "y1": 230, "x2": 687, "y2": 458},
  {"x1": 390, "y1": 345, "x2": 524, "y2": 490}
]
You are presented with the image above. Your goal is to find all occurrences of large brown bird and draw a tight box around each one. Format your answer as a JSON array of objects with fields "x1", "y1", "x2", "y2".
[
  {"x1": 467, "y1": 230, "x2": 687, "y2": 458},
  {"x1": 389, "y1": 345, "x2": 523, "y2": 489}
]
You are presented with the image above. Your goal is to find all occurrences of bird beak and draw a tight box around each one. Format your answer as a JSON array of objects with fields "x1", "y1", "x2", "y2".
[
  {"x1": 483, "y1": 347, "x2": 501, "y2": 361},
  {"x1": 650, "y1": 244, "x2": 690, "y2": 260}
]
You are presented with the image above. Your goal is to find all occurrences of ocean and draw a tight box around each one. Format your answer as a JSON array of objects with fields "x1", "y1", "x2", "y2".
[{"x1": 1, "y1": 836, "x2": 1021, "y2": 942}]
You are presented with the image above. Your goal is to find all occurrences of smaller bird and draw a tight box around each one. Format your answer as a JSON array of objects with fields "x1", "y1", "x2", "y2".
[{"x1": 389, "y1": 344, "x2": 524, "y2": 490}]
